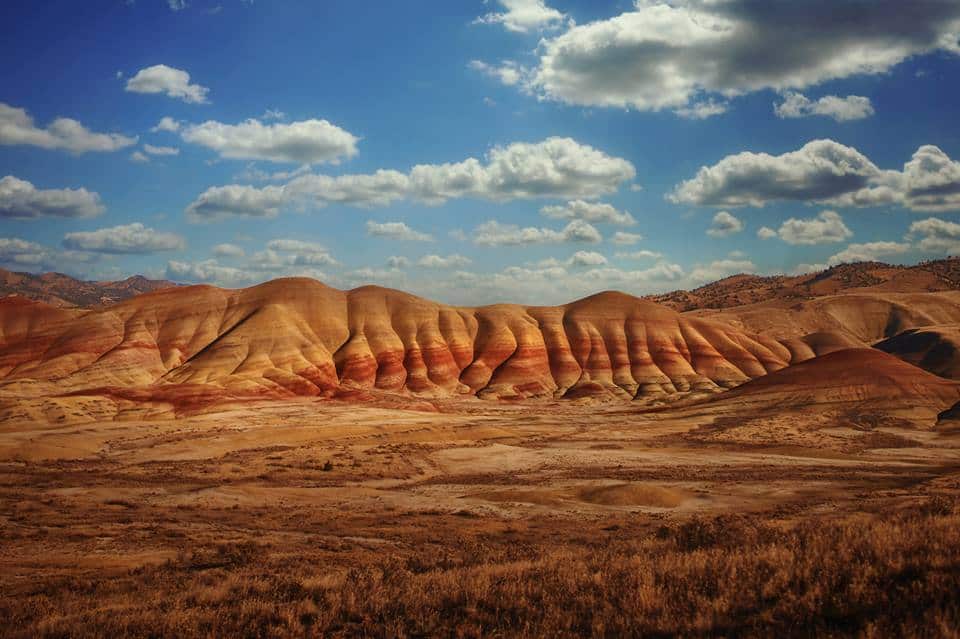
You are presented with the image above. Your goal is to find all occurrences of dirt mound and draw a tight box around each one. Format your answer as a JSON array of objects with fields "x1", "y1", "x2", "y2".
[{"x1": 875, "y1": 325, "x2": 960, "y2": 379}]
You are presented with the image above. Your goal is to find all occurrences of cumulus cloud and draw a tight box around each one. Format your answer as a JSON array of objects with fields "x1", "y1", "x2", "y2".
[
  {"x1": 62, "y1": 222, "x2": 185, "y2": 254},
  {"x1": 908, "y1": 217, "x2": 960, "y2": 254},
  {"x1": 408, "y1": 137, "x2": 635, "y2": 204},
  {"x1": 166, "y1": 259, "x2": 249, "y2": 286},
  {"x1": 0, "y1": 237, "x2": 98, "y2": 272},
  {"x1": 0, "y1": 103, "x2": 136, "y2": 153},
  {"x1": 366, "y1": 221, "x2": 433, "y2": 242},
  {"x1": 827, "y1": 241, "x2": 910, "y2": 265},
  {"x1": 757, "y1": 226, "x2": 777, "y2": 240},
  {"x1": 567, "y1": 250, "x2": 607, "y2": 267},
  {"x1": 540, "y1": 199, "x2": 636, "y2": 226},
  {"x1": 417, "y1": 253, "x2": 472, "y2": 268},
  {"x1": 902, "y1": 145, "x2": 960, "y2": 212},
  {"x1": 610, "y1": 231, "x2": 643, "y2": 245},
  {"x1": 151, "y1": 116, "x2": 181, "y2": 133},
  {"x1": 674, "y1": 99, "x2": 728, "y2": 120},
  {"x1": 130, "y1": 150, "x2": 150, "y2": 163},
  {"x1": 524, "y1": 1, "x2": 960, "y2": 112},
  {"x1": 212, "y1": 242, "x2": 245, "y2": 257},
  {"x1": 671, "y1": 139, "x2": 882, "y2": 207},
  {"x1": 284, "y1": 170, "x2": 410, "y2": 208},
  {"x1": 125, "y1": 64, "x2": 209, "y2": 104},
  {"x1": 143, "y1": 143, "x2": 179, "y2": 156},
  {"x1": 774, "y1": 92, "x2": 875, "y2": 121},
  {"x1": 473, "y1": 0, "x2": 566, "y2": 33},
  {"x1": 615, "y1": 249, "x2": 662, "y2": 260},
  {"x1": 776, "y1": 210, "x2": 853, "y2": 245},
  {"x1": 181, "y1": 117, "x2": 359, "y2": 164},
  {"x1": 469, "y1": 60, "x2": 525, "y2": 86},
  {"x1": 186, "y1": 184, "x2": 285, "y2": 221},
  {"x1": 690, "y1": 259, "x2": 756, "y2": 283},
  {"x1": 0, "y1": 175, "x2": 104, "y2": 219},
  {"x1": 186, "y1": 137, "x2": 634, "y2": 218},
  {"x1": 472, "y1": 219, "x2": 602, "y2": 246},
  {"x1": 706, "y1": 211, "x2": 743, "y2": 237},
  {"x1": 386, "y1": 255, "x2": 409, "y2": 269}
]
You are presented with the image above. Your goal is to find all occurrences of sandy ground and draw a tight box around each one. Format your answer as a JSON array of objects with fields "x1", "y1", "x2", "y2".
[{"x1": 3, "y1": 396, "x2": 960, "y2": 589}]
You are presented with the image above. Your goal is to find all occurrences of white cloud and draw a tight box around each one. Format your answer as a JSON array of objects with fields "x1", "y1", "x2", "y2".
[
  {"x1": 365, "y1": 220, "x2": 433, "y2": 242},
  {"x1": 181, "y1": 117, "x2": 358, "y2": 164},
  {"x1": 166, "y1": 259, "x2": 250, "y2": 286},
  {"x1": 0, "y1": 237, "x2": 98, "y2": 272},
  {"x1": 262, "y1": 109, "x2": 286, "y2": 121},
  {"x1": 567, "y1": 250, "x2": 607, "y2": 266},
  {"x1": 776, "y1": 210, "x2": 852, "y2": 245},
  {"x1": 130, "y1": 150, "x2": 150, "y2": 163},
  {"x1": 524, "y1": 1, "x2": 960, "y2": 113},
  {"x1": 473, "y1": 0, "x2": 566, "y2": 33},
  {"x1": 212, "y1": 242, "x2": 245, "y2": 258},
  {"x1": 902, "y1": 145, "x2": 960, "y2": 212},
  {"x1": 774, "y1": 92, "x2": 874, "y2": 121},
  {"x1": 675, "y1": 99, "x2": 728, "y2": 120},
  {"x1": 185, "y1": 137, "x2": 635, "y2": 218},
  {"x1": 417, "y1": 253, "x2": 472, "y2": 268},
  {"x1": 284, "y1": 170, "x2": 410, "y2": 208},
  {"x1": 908, "y1": 217, "x2": 960, "y2": 254},
  {"x1": 672, "y1": 141, "x2": 960, "y2": 213},
  {"x1": 0, "y1": 175, "x2": 104, "y2": 219},
  {"x1": 469, "y1": 60, "x2": 525, "y2": 86},
  {"x1": 706, "y1": 211, "x2": 744, "y2": 237},
  {"x1": 143, "y1": 143, "x2": 179, "y2": 156},
  {"x1": 386, "y1": 255, "x2": 409, "y2": 269},
  {"x1": 670, "y1": 139, "x2": 882, "y2": 207},
  {"x1": 610, "y1": 231, "x2": 643, "y2": 245},
  {"x1": 409, "y1": 137, "x2": 635, "y2": 204},
  {"x1": 151, "y1": 116, "x2": 181, "y2": 133},
  {"x1": 540, "y1": 199, "x2": 636, "y2": 226},
  {"x1": 62, "y1": 222, "x2": 185, "y2": 254},
  {"x1": 167, "y1": 0, "x2": 187, "y2": 11},
  {"x1": 690, "y1": 259, "x2": 756, "y2": 283},
  {"x1": 125, "y1": 64, "x2": 209, "y2": 104},
  {"x1": 265, "y1": 239, "x2": 328, "y2": 253},
  {"x1": 186, "y1": 184, "x2": 285, "y2": 221},
  {"x1": 472, "y1": 219, "x2": 602, "y2": 246},
  {"x1": 0, "y1": 103, "x2": 136, "y2": 153},
  {"x1": 827, "y1": 241, "x2": 910, "y2": 265},
  {"x1": 615, "y1": 249, "x2": 662, "y2": 260},
  {"x1": 757, "y1": 226, "x2": 777, "y2": 240}
]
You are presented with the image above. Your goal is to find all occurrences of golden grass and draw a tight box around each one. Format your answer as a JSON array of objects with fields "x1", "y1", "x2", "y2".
[{"x1": 3, "y1": 498, "x2": 959, "y2": 638}]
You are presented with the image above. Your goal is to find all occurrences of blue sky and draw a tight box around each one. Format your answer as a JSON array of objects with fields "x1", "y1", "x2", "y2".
[{"x1": 2, "y1": 0, "x2": 960, "y2": 304}]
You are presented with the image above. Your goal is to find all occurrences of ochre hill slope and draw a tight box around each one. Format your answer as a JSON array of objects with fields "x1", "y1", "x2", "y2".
[
  {"x1": 692, "y1": 348, "x2": 960, "y2": 433},
  {"x1": 0, "y1": 278, "x2": 828, "y2": 405},
  {"x1": 875, "y1": 325, "x2": 960, "y2": 380},
  {"x1": 648, "y1": 258, "x2": 960, "y2": 312}
]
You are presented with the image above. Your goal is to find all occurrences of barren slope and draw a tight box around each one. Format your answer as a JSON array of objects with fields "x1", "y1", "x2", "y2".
[{"x1": 0, "y1": 279, "x2": 821, "y2": 409}]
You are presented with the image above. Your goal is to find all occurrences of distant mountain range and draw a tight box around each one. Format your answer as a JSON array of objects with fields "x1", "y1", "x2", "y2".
[
  {"x1": 0, "y1": 268, "x2": 178, "y2": 308},
  {"x1": 646, "y1": 258, "x2": 960, "y2": 311}
]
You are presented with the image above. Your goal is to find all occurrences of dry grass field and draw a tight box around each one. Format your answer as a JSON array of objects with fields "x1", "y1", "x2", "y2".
[{"x1": 2, "y1": 398, "x2": 960, "y2": 637}]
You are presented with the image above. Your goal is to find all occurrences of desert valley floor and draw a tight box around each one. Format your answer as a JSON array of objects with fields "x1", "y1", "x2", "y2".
[{"x1": 3, "y1": 262, "x2": 960, "y2": 637}]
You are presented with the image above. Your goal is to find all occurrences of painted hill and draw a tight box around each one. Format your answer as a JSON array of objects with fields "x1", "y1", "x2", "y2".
[
  {"x1": 0, "y1": 278, "x2": 830, "y2": 410},
  {"x1": 0, "y1": 268, "x2": 177, "y2": 308}
]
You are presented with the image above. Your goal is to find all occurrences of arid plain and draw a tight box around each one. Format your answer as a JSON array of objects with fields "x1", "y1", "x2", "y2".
[{"x1": 3, "y1": 261, "x2": 960, "y2": 637}]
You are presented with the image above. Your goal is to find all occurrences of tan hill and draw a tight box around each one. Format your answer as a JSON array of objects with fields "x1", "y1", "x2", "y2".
[
  {"x1": 687, "y1": 291, "x2": 960, "y2": 342},
  {"x1": 875, "y1": 325, "x2": 960, "y2": 379},
  {"x1": 0, "y1": 268, "x2": 177, "y2": 308},
  {"x1": 672, "y1": 348, "x2": 960, "y2": 451},
  {"x1": 0, "y1": 278, "x2": 849, "y2": 418},
  {"x1": 647, "y1": 258, "x2": 960, "y2": 312}
]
